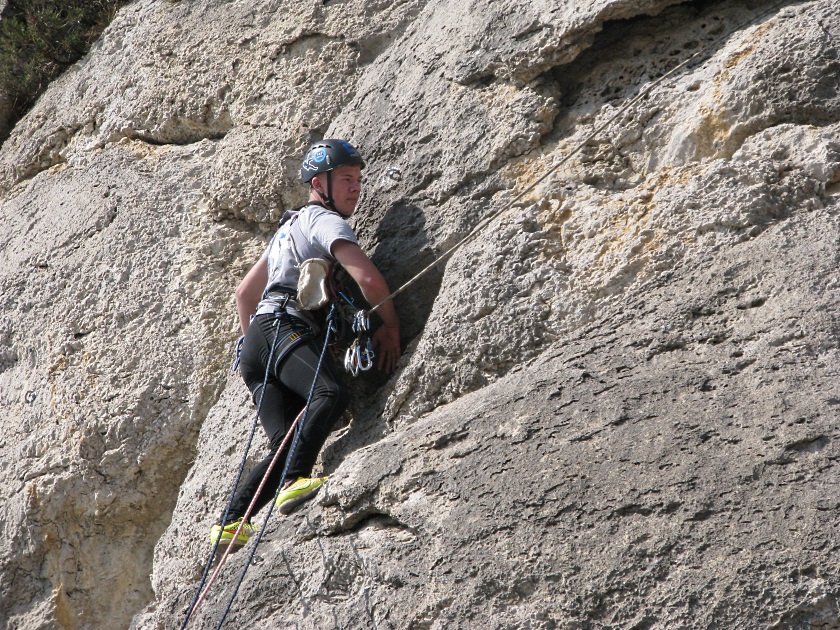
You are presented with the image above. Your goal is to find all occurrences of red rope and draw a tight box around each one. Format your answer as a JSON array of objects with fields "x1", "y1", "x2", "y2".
[{"x1": 184, "y1": 407, "x2": 304, "y2": 625}]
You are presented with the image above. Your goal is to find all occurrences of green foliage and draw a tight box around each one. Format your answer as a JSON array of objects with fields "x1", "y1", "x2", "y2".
[{"x1": 0, "y1": 0, "x2": 128, "y2": 135}]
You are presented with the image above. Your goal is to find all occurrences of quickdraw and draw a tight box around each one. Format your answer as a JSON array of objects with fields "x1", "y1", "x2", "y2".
[{"x1": 352, "y1": 309, "x2": 370, "y2": 333}]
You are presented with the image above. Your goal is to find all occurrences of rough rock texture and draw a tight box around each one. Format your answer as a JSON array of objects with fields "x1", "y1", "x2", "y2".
[{"x1": 0, "y1": 0, "x2": 838, "y2": 629}]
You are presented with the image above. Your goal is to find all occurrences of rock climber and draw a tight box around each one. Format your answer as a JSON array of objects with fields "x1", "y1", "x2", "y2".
[{"x1": 210, "y1": 139, "x2": 401, "y2": 547}]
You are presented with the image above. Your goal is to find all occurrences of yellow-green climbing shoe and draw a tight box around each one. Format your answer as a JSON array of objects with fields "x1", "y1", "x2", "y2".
[
  {"x1": 275, "y1": 476, "x2": 328, "y2": 514},
  {"x1": 209, "y1": 518, "x2": 258, "y2": 547}
]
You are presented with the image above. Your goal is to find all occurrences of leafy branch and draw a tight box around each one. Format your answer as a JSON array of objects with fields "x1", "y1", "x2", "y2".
[{"x1": 0, "y1": 0, "x2": 128, "y2": 139}]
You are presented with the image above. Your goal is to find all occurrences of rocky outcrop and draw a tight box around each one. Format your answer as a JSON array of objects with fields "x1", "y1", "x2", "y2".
[{"x1": 0, "y1": 0, "x2": 837, "y2": 629}]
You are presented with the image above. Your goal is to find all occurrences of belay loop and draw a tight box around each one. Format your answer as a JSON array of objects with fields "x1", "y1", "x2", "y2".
[{"x1": 344, "y1": 336, "x2": 374, "y2": 376}]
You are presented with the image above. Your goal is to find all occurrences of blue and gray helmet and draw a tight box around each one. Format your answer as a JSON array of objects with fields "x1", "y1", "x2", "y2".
[{"x1": 300, "y1": 139, "x2": 365, "y2": 183}]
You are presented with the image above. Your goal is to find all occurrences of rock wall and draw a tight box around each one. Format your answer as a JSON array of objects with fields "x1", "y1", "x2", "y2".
[{"x1": 0, "y1": 0, "x2": 837, "y2": 629}]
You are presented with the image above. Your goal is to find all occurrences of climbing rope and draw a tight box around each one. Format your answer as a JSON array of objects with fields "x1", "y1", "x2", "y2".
[
  {"x1": 180, "y1": 315, "x2": 286, "y2": 629},
  {"x1": 215, "y1": 306, "x2": 338, "y2": 629},
  {"x1": 363, "y1": 0, "x2": 788, "y2": 320},
  {"x1": 182, "y1": 307, "x2": 338, "y2": 628}
]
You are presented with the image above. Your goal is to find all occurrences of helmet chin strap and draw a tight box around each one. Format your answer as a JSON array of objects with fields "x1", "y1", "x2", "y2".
[{"x1": 313, "y1": 171, "x2": 350, "y2": 217}]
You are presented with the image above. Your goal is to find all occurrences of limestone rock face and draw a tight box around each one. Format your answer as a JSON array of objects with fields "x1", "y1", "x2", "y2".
[{"x1": 0, "y1": 1, "x2": 838, "y2": 629}]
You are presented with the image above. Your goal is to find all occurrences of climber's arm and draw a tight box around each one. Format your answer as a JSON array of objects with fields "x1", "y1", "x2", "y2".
[{"x1": 235, "y1": 256, "x2": 268, "y2": 335}]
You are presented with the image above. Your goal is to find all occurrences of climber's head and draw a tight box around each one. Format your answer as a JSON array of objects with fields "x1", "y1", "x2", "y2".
[{"x1": 301, "y1": 139, "x2": 365, "y2": 216}]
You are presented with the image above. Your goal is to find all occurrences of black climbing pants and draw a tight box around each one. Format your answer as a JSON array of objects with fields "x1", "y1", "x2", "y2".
[{"x1": 228, "y1": 312, "x2": 348, "y2": 522}]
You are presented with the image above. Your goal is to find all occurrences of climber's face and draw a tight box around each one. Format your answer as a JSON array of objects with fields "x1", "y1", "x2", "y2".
[{"x1": 311, "y1": 164, "x2": 363, "y2": 217}]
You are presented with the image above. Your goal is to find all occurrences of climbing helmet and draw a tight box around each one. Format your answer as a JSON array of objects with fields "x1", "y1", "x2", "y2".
[{"x1": 300, "y1": 139, "x2": 365, "y2": 183}]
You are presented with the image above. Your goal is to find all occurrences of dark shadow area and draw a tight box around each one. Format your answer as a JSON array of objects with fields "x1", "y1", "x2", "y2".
[
  {"x1": 370, "y1": 199, "x2": 442, "y2": 341},
  {"x1": 545, "y1": 0, "x2": 807, "y2": 122},
  {"x1": 354, "y1": 197, "x2": 441, "y2": 396},
  {"x1": 320, "y1": 198, "x2": 443, "y2": 470}
]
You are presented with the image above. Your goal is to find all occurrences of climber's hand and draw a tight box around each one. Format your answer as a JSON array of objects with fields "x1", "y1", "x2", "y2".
[{"x1": 372, "y1": 325, "x2": 401, "y2": 374}]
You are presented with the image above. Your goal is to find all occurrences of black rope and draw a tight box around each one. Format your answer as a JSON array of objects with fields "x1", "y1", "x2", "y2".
[
  {"x1": 181, "y1": 315, "x2": 285, "y2": 629},
  {"x1": 215, "y1": 305, "x2": 338, "y2": 629}
]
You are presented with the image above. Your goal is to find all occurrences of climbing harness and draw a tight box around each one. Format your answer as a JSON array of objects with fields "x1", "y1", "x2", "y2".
[{"x1": 181, "y1": 307, "x2": 338, "y2": 629}]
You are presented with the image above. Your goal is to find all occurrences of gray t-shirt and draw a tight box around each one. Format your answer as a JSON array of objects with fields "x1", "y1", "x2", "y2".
[{"x1": 255, "y1": 203, "x2": 358, "y2": 317}]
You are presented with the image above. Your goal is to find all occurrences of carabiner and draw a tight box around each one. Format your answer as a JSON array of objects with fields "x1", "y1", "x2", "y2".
[
  {"x1": 358, "y1": 337, "x2": 375, "y2": 371},
  {"x1": 352, "y1": 310, "x2": 370, "y2": 333},
  {"x1": 344, "y1": 342, "x2": 355, "y2": 376},
  {"x1": 344, "y1": 340, "x2": 361, "y2": 376},
  {"x1": 344, "y1": 336, "x2": 375, "y2": 376}
]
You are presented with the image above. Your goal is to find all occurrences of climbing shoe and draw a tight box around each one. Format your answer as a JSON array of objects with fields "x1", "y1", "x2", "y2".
[
  {"x1": 275, "y1": 476, "x2": 328, "y2": 514},
  {"x1": 209, "y1": 518, "x2": 258, "y2": 547}
]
